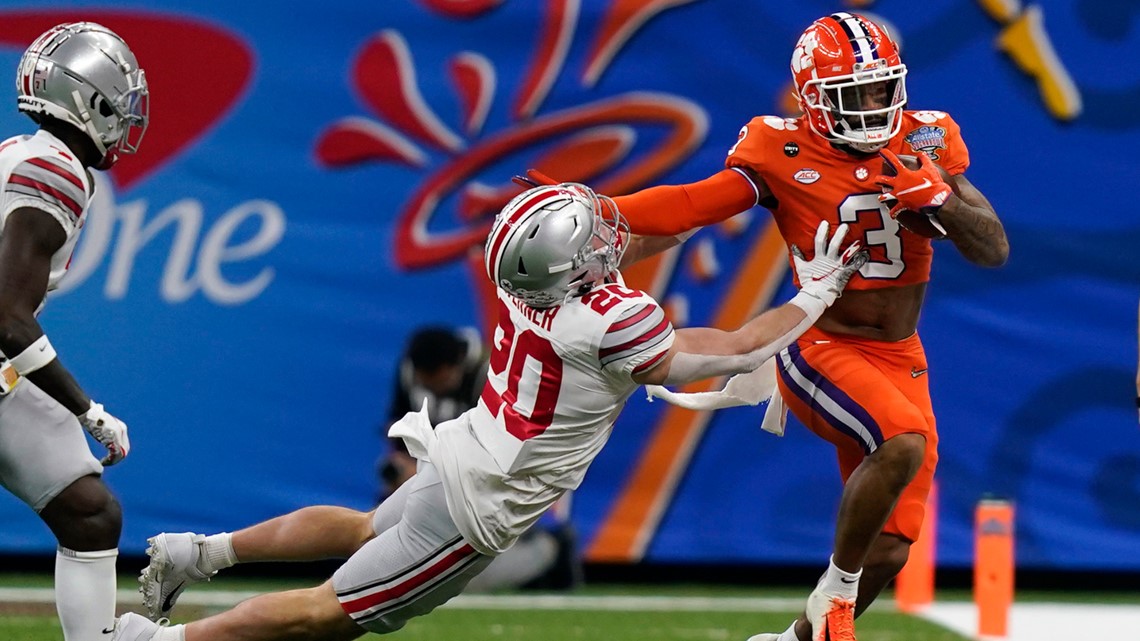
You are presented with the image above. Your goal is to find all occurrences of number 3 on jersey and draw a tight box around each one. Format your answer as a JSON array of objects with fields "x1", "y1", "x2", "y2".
[
  {"x1": 481, "y1": 301, "x2": 564, "y2": 441},
  {"x1": 838, "y1": 193, "x2": 904, "y2": 279}
]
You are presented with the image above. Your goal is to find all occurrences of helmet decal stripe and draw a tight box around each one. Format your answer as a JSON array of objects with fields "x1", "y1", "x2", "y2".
[
  {"x1": 830, "y1": 12, "x2": 875, "y2": 64},
  {"x1": 487, "y1": 189, "x2": 563, "y2": 283}
]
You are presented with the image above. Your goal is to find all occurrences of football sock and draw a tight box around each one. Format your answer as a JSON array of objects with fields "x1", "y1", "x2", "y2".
[
  {"x1": 776, "y1": 620, "x2": 799, "y2": 641},
  {"x1": 820, "y1": 554, "x2": 862, "y2": 600},
  {"x1": 55, "y1": 547, "x2": 116, "y2": 641},
  {"x1": 199, "y1": 532, "x2": 237, "y2": 574}
]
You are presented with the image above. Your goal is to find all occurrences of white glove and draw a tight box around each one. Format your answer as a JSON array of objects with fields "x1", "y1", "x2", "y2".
[
  {"x1": 78, "y1": 401, "x2": 130, "y2": 466},
  {"x1": 792, "y1": 221, "x2": 868, "y2": 307}
]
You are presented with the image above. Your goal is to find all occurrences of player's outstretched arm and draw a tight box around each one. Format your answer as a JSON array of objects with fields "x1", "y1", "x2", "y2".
[
  {"x1": 619, "y1": 231, "x2": 696, "y2": 267},
  {"x1": 632, "y1": 222, "x2": 867, "y2": 387},
  {"x1": 0, "y1": 208, "x2": 130, "y2": 465},
  {"x1": 613, "y1": 169, "x2": 762, "y2": 237}
]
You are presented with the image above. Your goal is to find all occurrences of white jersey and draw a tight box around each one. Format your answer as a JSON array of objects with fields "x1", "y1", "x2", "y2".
[
  {"x1": 0, "y1": 129, "x2": 92, "y2": 296},
  {"x1": 395, "y1": 277, "x2": 674, "y2": 554}
]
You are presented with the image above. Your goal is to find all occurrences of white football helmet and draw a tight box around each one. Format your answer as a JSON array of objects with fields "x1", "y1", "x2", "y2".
[
  {"x1": 17, "y1": 22, "x2": 149, "y2": 168},
  {"x1": 485, "y1": 183, "x2": 627, "y2": 308}
]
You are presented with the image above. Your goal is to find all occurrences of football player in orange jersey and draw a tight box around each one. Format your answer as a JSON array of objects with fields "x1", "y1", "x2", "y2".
[{"x1": 608, "y1": 12, "x2": 1009, "y2": 641}]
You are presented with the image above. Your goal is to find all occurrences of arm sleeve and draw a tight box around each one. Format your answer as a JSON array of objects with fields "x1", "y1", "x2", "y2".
[
  {"x1": 2, "y1": 157, "x2": 87, "y2": 235},
  {"x1": 599, "y1": 300, "x2": 675, "y2": 378},
  {"x1": 614, "y1": 169, "x2": 758, "y2": 236}
]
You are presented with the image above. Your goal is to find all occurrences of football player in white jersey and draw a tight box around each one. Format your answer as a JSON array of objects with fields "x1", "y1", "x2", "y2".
[
  {"x1": 0, "y1": 22, "x2": 148, "y2": 641},
  {"x1": 119, "y1": 183, "x2": 866, "y2": 641}
]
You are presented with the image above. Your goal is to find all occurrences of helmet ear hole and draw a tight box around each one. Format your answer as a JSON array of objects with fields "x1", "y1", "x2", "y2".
[{"x1": 96, "y1": 97, "x2": 114, "y2": 118}]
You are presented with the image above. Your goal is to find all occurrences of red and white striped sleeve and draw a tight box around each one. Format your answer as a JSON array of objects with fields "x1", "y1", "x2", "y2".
[
  {"x1": 4, "y1": 155, "x2": 87, "y2": 234},
  {"x1": 599, "y1": 300, "x2": 674, "y2": 377}
]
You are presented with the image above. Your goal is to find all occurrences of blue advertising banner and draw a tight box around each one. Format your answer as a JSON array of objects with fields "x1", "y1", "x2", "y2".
[{"x1": 0, "y1": 0, "x2": 1135, "y2": 571}]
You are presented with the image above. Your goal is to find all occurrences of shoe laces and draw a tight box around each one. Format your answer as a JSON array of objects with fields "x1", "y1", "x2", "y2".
[{"x1": 825, "y1": 599, "x2": 857, "y2": 641}]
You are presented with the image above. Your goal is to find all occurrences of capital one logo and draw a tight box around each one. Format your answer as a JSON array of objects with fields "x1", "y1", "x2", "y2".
[{"x1": 0, "y1": 11, "x2": 277, "y2": 305}]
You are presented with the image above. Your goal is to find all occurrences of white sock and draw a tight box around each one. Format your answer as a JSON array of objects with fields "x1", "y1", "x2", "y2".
[
  {"x1": 55, "y1": 547, "x2": 116, "y2": 641},
  {"x1": 198, "y1": 532, "x2": 238, "y2": 575},
  {"x1": 776, "y1": 620, "x2": 799, "y2": 641},
  {"x1": 819, "y1": 554, "x2": 862, "y2": 600}
]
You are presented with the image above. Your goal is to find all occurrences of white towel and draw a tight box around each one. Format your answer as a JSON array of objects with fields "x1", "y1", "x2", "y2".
[
  {"x1": 387, "y1": 400, "x2": 435, "y2": 461},
  {"x1": 644, "y1": 356, "x2": 777, "y2": 409},
  {"x1": 644, "y1": 357, "x2": 788, "y2": 436}
]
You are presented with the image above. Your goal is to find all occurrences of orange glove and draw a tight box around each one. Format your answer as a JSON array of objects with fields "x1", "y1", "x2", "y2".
[{"x1": 875, "y1": 149, "x2": 952, "y2": 217}]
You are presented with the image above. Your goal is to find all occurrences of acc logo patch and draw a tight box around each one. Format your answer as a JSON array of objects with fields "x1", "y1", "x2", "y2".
[
  {"x1": 904, "y1": 125, "x2": 947, "y2": 161},
  {"x1": 793, "y1": 168, "x2": 820, "y2": 184},
  {"x1": 784, "y1": 142, "x2": 799, "y2": 157}
]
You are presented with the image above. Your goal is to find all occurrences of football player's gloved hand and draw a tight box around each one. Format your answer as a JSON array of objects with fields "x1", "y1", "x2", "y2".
[
  {"x1": 792, "y1": 221, "x2": 868, "y2": 307},
  {"x1": 875, "y1": 149, "x2": 953, "y2": 218},
  {"x1": 79, "y1": 401, "x2": 130, "y2": 466},
  {"x1": 511, "y1": 168, "x2": 559, "y2": 189}
]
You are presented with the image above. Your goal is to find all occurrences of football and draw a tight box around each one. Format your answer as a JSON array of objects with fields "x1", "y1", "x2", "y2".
[{"x1": 880, "y1": 153, "x2": 947, "y2": 239}]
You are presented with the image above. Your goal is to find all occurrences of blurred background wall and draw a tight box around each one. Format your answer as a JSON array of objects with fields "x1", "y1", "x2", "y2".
[{"x1": 0, "y1": 0, "x2": 1135, "y2": 573}]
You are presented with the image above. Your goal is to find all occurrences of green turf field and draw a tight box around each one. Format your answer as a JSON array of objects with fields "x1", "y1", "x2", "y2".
[
  {"x1": 0, "y1": 577, "x2": 975, "y2": 641},
  {"x1": 0, "y1": 605, "x2": 970, "y2": 641}
]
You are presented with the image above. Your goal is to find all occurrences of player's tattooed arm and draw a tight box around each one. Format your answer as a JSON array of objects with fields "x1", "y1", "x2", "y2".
[{"x1": 938, "y1": 174, "x2": 1009, "y2": 268}]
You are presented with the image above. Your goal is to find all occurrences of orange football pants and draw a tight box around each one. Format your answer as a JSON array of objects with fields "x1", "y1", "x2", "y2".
[{"x1": 775, "y1": 325, "x2": 938, "y2": 542}]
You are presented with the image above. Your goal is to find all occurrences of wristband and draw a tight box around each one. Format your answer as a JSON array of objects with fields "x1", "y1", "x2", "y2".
[
  {"x1": 9, "y1": 335, "x2": 57, "y2": 375},
  {"x1": 789, "y1": 290, "x2": 828, "y2": 320}
]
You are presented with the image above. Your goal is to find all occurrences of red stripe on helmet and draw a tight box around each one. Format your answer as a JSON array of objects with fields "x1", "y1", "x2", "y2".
[{"x1": 485, "y1": 187, "x2": 564, "y2": 285}]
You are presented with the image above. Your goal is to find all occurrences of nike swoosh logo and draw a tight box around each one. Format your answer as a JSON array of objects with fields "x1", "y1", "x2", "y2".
[
  {"x1": 810, "y1": 266, "x2": 840, "y2": 282},
  {"x1": 162, "y1": 580, "x2": 185, "y2": 613},
  {"x1": 911, "y1": 367, "x2": 928, "y2": 378},
  {"x1": 840, "y1": 577, "x2": 858, "y2": 583},
  {"x1": 102, "y1": 627, "x2": 114, "y2": 635},
  {"x1": 37, "y1": 344, "x2": 46, "y2": 352},
  {"x1": 895, "y1": 178, "x2": 933, "y2": 196}
]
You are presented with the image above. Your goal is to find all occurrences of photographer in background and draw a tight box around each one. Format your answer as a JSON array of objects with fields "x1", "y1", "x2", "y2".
[{"x1": 381, "y1": 325, "x2": 582, "y2": 592}]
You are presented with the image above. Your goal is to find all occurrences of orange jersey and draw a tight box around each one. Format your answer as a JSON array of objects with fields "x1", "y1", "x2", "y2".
[{"x1": 727, "y1": 110, "x2": 970, "y2": 289}]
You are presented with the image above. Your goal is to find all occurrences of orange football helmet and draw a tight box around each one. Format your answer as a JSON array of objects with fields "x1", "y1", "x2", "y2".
[{"x1": 791, "y1": 12, "x2": 907, "y2": 152}]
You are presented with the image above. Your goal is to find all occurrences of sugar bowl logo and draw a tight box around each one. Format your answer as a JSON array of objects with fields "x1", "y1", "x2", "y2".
[{"x1": 313, "y1": 2, "x2": 708, "y2": 275}]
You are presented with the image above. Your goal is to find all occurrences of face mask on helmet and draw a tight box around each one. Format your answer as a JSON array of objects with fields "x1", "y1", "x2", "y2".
[
  {"x1": 16, "y1": 22, "x2": 150, "y2": 168},
  {"x1": 484, "y1": 183, "x2": 628, "y2": 309},
  {"x1": 792, "y1": 13, "x2": 908, "y2": 153},
  {"x1": 815, "y1": 69, "x2": 906, "y2": 152}
]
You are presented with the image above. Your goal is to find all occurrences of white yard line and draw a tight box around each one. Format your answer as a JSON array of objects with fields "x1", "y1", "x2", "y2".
[{"x1": 918, "y1": 602, "x2": 1140, "y2": 640}]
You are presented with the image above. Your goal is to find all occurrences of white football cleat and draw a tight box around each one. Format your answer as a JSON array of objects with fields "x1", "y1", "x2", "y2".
[
  {"x1": 112, "y1": 612, "x2": 164, "y2": 641},
  {"x1": 805, "y1": 585, "x2": 857, "y2": 641},
  {"x1": 139, "y1": 532, "x2": 215, "y2": 619},
  {"x1": 745, "y1": 634, "x2": 781, "y2": 641}
]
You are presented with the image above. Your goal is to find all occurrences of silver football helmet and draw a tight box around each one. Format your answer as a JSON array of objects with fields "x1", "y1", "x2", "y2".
[
  {"x1": 16, "y1": 22, "x2": 149, "y2": 168},
  {"x1": 485, "y1": 183, "x2": 628, "y2": 308}
]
